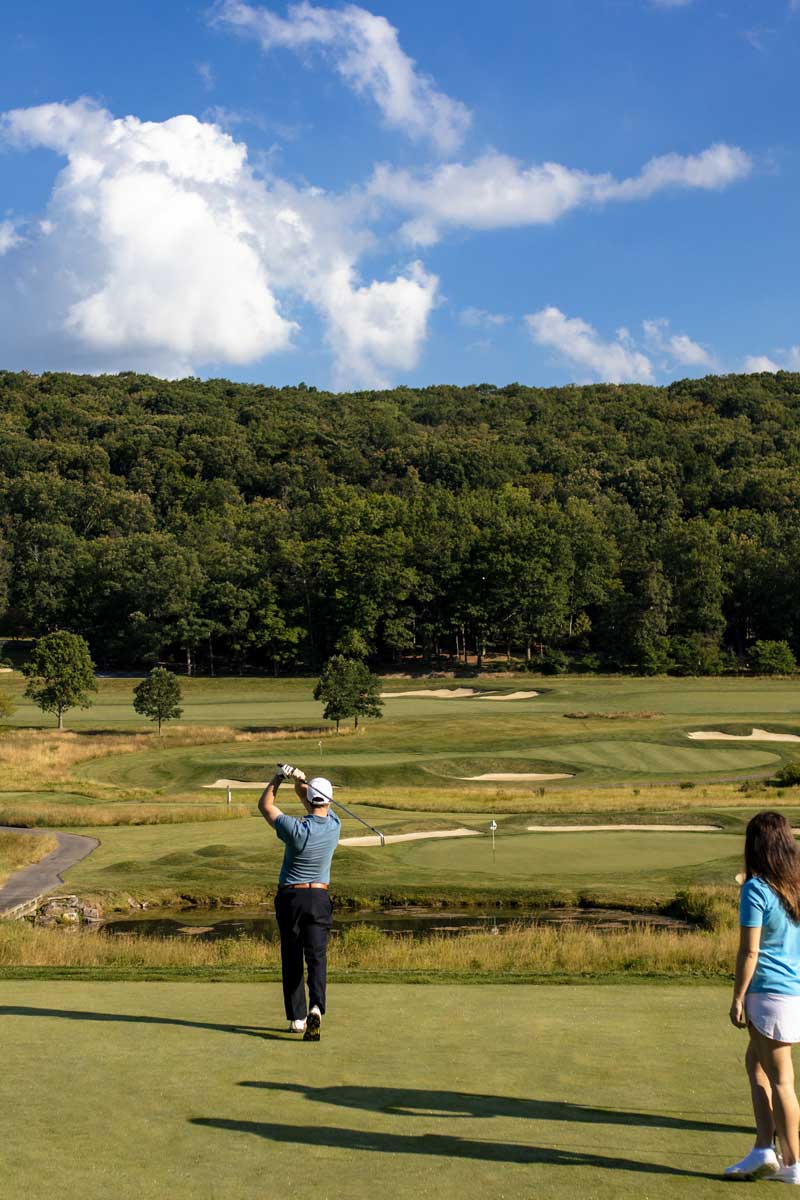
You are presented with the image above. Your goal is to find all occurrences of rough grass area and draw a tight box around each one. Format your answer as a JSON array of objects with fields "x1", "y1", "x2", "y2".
[
  {"x1": 0, "y1": 903, "x2": 738, "y2": 980},
  {"x1": 0, "y1": 830, "x2": 57, "y2": 886},
  {"x1": 0, "y1": 980, "x2": 754, "y2": 1199},
  {"x1": 0, "y1": 802, "x2": 253, "y2": 827}
]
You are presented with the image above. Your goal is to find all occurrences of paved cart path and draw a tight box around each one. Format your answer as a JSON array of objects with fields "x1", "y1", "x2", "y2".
[{"x1": 0, "y1": 826, "x2": 99, "y2": 916}]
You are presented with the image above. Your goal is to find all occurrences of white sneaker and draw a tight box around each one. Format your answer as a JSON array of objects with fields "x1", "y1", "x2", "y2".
[
  {"x1": 290, "y1": 1018, "x2": 307, "y2": 1033},
  {"x1": 770, "y1": 1163, "x2": 800, "y2": 1184},
  {"x1": 724, "y1": 1147, "x2": 780, "y2": 1179}
]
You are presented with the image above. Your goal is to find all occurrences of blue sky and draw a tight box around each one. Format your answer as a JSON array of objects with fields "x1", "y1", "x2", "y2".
[{"x1": 0, "y1": 0, "x2": 797, "y2": 389}]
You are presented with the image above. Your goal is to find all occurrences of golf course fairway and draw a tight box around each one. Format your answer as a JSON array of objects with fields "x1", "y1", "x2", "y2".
[{"x1": 2, "y1": 980, "x2": 750, "y2": 1199}]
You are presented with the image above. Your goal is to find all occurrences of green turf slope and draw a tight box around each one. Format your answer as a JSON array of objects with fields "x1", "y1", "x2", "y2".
[
  {"x1": 62, "y1": 817, "x2": 744, "y2": 902},
  {"x1": 1, "y1": 981, "x2": 752, "y2": 1200}
]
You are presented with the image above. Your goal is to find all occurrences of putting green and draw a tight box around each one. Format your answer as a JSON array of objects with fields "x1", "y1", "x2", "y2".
[
  {"x1": 407, "y1": 830, "x2": 742, "y2": 879},
  {"x1": 0, "y1": 980, "x2": 752, "y2": 1200}
]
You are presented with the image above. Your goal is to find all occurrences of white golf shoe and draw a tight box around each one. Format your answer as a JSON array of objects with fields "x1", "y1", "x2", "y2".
[
  {"x1": 724, "y1": 1147, "x2": 780, "y2": 1180},
  {"x1": 290, "y1": 1018, "x2": 307, "y2": 1033},
  {"x1": 770, "y1": 1163, "x2": 800, "y2": 1184}
]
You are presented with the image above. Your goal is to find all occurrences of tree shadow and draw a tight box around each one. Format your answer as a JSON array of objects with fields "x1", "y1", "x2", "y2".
[
  {"x1": 0, "y1": 1005, "x2": 298, "y2": 1042},
  {"x1": 189, "y1": 1118, "x2": 718, "y2": 1177},
  {"x1": 239, "y1": 1081, "x2": 750, "y2": 1135}
]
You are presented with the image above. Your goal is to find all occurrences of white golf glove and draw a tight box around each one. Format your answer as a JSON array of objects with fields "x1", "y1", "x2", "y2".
[{"x1": 278, "y1": 762, "x2": 306, "y2": 781}]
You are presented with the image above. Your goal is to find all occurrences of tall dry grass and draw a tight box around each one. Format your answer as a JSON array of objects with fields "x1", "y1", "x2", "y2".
[
  {"x1": 0, "y1": 831, "x2": 58, "y2": 886},
  {"x1": 0, "y1": 919, "x2": 737, "y2": 977},
  {"x1": 376, "y1": 781, "x2": 772, "y2": 814},
  {"x1": 0, "y1": 725, "x2": 340, "y2": 790},
  {"x1": 0, "y1": 804, "x2": 253, "y2": 828}
]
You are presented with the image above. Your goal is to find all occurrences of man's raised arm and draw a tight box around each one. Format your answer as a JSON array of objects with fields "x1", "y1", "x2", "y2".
[{"x1": 257, "y1": 769, "x2": 285, "y2": 828}]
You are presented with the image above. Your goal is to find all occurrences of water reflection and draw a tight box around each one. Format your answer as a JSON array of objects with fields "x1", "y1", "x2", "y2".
[{"x1": 103, "y1": 906, "x2": 692, "y2": 941}]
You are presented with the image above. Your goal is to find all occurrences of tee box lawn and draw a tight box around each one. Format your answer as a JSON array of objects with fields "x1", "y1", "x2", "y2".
[{"x1": 2, "y1": 980, "x2": 749, "y2": 1200}]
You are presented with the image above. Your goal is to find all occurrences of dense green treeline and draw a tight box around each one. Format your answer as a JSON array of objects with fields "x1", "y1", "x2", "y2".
[{"x1": 2, "y1": 368, "x2": 800, "y2": 674}]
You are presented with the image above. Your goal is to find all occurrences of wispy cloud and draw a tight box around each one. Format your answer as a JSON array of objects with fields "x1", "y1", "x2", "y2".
[
  {"x1": 526, "y1": 308, "x2": 655, "y2": 384},
  {"x1": 196, "y1": 61, "x2": 216, "y2": 89},
  {"x1": 459, "y1": 307, "x2": 509, "y2": 328},
  {"x1": 0, "y1": 219, "x2": 22, "y2": 255},
  {"x1": 371, "y1": 143, "x2": 752, "y2": 245},
  {"x1": 642, "y1": 317, "x2": 715, "y2": 367},
  {"x1": 212, "y1": 0, "x2": 471, "y2": 153}
]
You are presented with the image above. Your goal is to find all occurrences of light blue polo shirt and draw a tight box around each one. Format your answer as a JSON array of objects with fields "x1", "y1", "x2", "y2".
[
  {"x1": 275, "y1": 811, "x2": 341, "y2": 885},
  {"x1": 740, "y1": 876, "x2": 800, "y2": 996}
]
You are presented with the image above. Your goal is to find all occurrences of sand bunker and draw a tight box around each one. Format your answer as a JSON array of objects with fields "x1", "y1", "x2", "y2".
[
  {"x1": 687, "y1": 728, "x2": 800, "y2": 743},
  {"x1": 341, "y1": 827, "x2": 481, "y2": 848},
  {"x1": 461, "y1": 772, "x2": 572, "y2": 782},
  {"x1": 527, "y1": 823, "x2": 721, "y2": 833},
  {"x1": 381, "y1": 688, "x2": 478, "y2": 699},
  {"x1": 475, "y1": 691, "x2": 539, "y2": 701},
  {"x1": 380, "y1": 688, "x2": 538, "y2": 700},
  {"x1": 204, "y1": 779, "x2": 267, "y2": 789}
]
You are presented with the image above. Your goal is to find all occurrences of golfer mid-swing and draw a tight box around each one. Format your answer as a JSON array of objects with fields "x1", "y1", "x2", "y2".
[{"x1": 258, "y1": 763, "x2": 340, "y2": 1041}]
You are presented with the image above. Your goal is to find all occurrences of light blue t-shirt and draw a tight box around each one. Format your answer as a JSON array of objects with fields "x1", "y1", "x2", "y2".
[
  {"x1": 275, "y1": 811, "x2": 341, "y2": 885},
  {"x1": 740, "y1": 876, "x2": 800, "y2": 996}
]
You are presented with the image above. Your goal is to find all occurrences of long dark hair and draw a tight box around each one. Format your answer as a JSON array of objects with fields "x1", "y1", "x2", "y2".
[{"x1": 745, "y1": 811, "x2": 800, "y2": 922}]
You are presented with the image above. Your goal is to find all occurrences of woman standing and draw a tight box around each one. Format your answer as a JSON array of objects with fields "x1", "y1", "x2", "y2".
[{"x1": 726, "y1": 811, "x2": 800, "y2": 1183}]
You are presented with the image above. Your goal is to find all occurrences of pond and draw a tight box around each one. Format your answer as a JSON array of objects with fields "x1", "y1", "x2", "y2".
[{"x1": 102, "y1": 905, "x2": 693, "y2": 940}]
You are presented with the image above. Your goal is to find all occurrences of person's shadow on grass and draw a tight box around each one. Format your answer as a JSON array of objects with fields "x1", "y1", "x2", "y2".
[
  {"x1": 189, "y1": 1117, "x2": 720, "y2": 1179},
  {"x1": 0, "y1": 1005, "x2": 295, "y2": 1041},
  {"x1": 238, "y1": 1080, "x2": 750, "y2": 1135}
]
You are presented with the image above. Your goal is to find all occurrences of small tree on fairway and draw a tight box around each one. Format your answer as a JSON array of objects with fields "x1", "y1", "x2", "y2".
[
  {"x1": 133, "y1": 668, "x2": 183, "y2": 734},
  {"x1": 0, "y1": 691, "x2": 16, "y2": 721},
  {"x1": 314, "y1": 655, "x2": 355, "y2": 733},
  {"x1": 314, "y1": 655, "x2": 384, "y2": 732},
  {"x1": 22, "y1": 631, "x2": 96, "y2": 729}
]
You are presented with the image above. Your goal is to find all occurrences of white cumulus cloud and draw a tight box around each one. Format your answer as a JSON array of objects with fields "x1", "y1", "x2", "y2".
[
  {"x1": 744, "y1": 348, "x2": 800, "y2": 373},
  {"x1": 526, "y1": 307, "x2": 655, "y2": 384},
  {"x1": 370, "y1": 143, "x2": 752, "y2": 244},
  {"x1": 0, "y1": 98, "x2": 437, "y2": 385},
  {"x1": 317, "y1": 260, "x2": 437, "y2": 388},
  {"x1": 213, "y1": 0, "x2": 471, "y2": 154}
]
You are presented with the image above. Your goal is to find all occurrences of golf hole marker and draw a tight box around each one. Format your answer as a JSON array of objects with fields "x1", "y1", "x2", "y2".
[{"x1": 489, "y1": 819, "x2": 497, "y2": 864}]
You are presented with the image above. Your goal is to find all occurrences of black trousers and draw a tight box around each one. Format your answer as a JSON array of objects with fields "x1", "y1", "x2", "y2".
[{"x1": 274, "y1": 888, "x2": 333, "y2": 1020}]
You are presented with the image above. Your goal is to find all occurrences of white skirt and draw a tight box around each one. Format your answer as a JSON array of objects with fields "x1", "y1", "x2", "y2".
[{"x1": 747, "y1": 993, "x2": 800, "y2": 1043}]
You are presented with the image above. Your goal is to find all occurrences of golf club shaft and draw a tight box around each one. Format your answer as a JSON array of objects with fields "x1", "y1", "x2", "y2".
[{"x1": 331, "y1": 798, "x2": 386, "y2": 846}]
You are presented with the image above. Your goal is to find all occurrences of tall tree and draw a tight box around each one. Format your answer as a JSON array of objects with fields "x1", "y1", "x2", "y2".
[{"x1": 22, "y1": 631, "x2": 96, "y2": 729}]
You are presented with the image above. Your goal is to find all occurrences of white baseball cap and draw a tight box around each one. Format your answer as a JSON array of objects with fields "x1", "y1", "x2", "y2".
[{"x1": 307, "y1": 776, "x2": 333, "y2": 806}]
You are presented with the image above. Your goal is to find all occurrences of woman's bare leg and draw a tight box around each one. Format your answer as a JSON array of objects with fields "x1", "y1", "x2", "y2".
[
  {"x1": 750, "y1": 1027, "x2": 799, "y2": 1165},
  {"x1": 746, "y1": 1037, "x2": 776, "y2": 1148}
]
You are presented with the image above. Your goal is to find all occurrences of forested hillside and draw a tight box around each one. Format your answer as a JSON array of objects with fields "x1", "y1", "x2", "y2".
[{"x1": 1, "y1": 369, "x2": 799, "y2": 674}]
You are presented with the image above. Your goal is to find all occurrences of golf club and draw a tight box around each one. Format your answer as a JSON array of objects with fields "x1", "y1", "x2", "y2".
[{"x1": 277, "y1": 763, "x2": 386, "y2": 846}]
